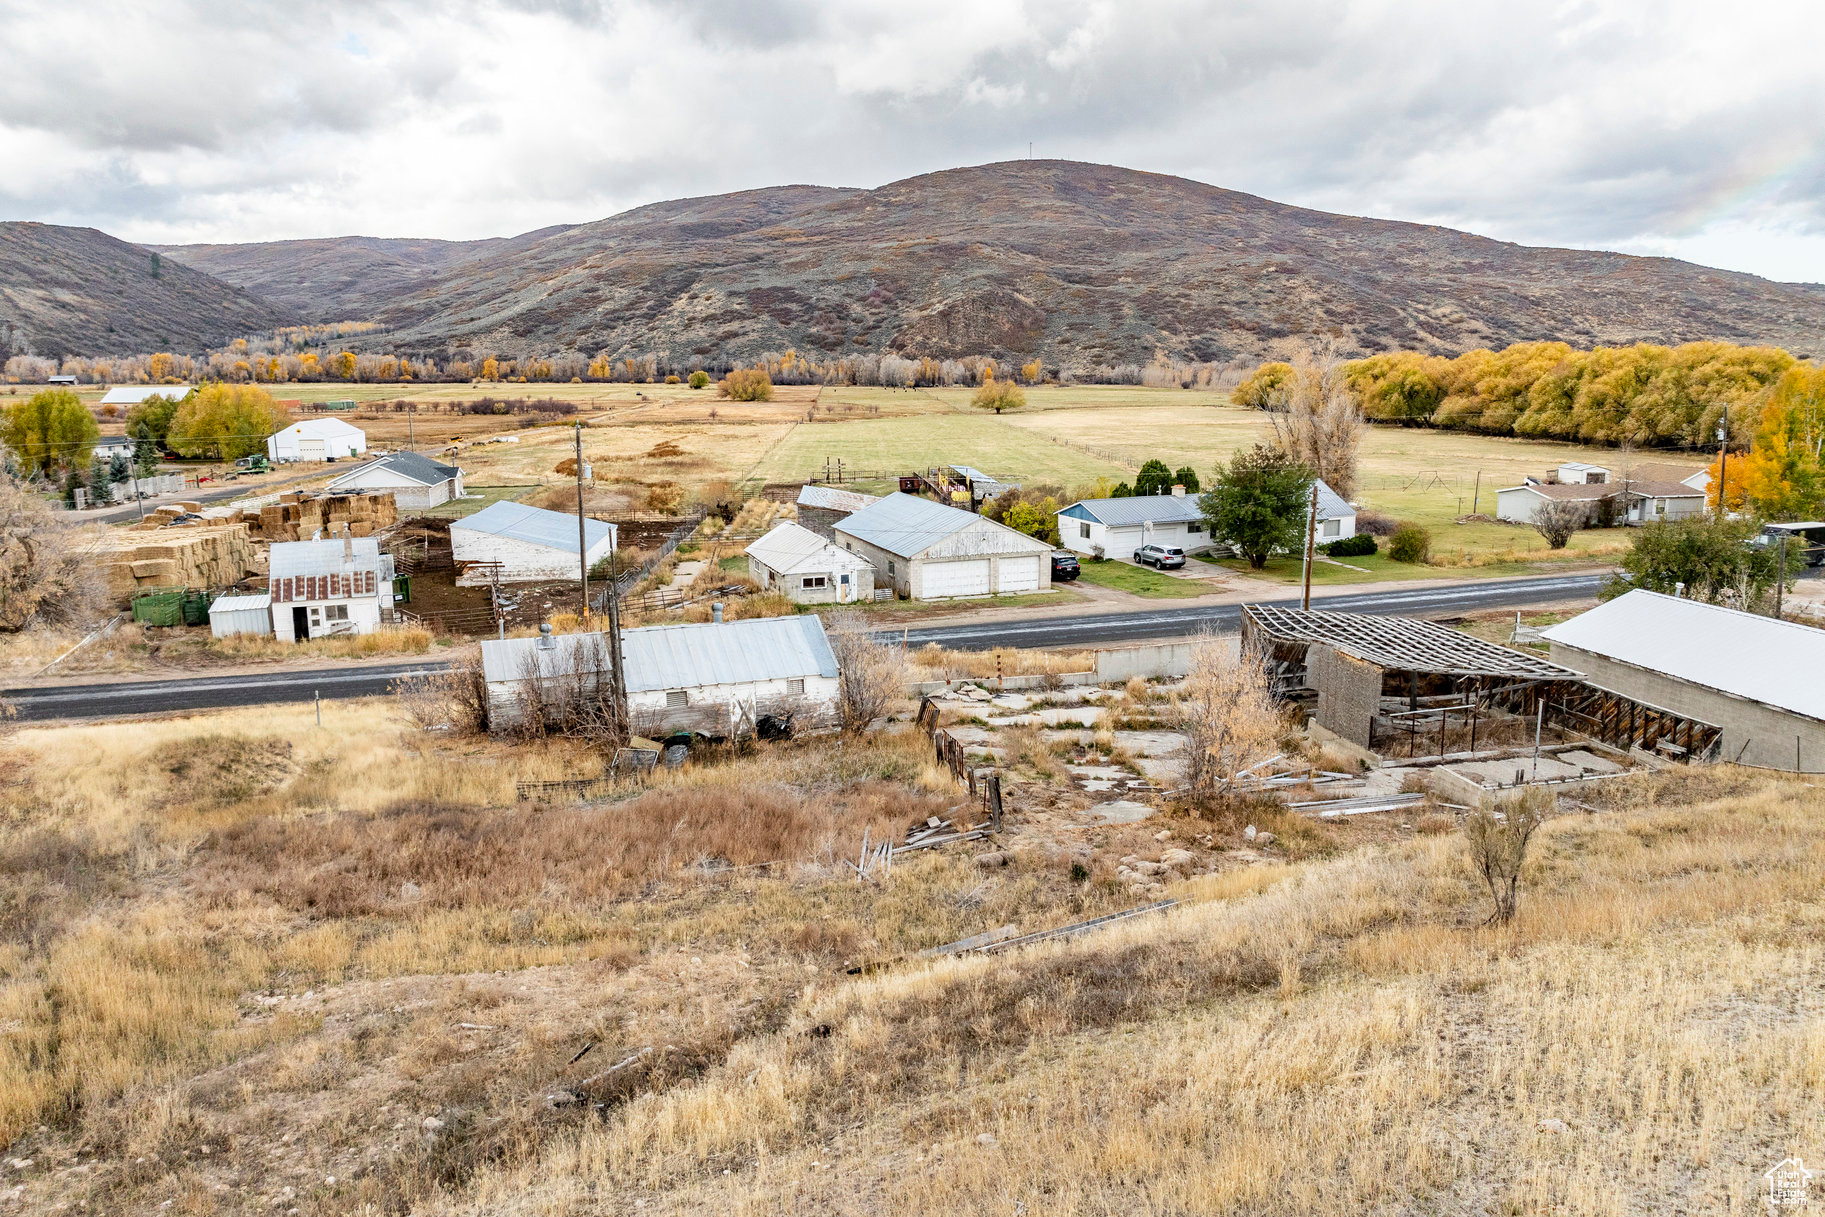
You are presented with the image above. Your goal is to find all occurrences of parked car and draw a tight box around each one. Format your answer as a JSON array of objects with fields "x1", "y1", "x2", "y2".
[
  {"x1": 1134, "y1": 544, "x2": 1186, "y2": 570},
  {"x1": 1050, "y1": 551, "x2": 1080, "y2": 581}
]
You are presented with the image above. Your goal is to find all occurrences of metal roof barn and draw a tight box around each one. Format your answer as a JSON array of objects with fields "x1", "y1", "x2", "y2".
[
  {"x1": 1542, "y1": 590, "x2": 1825, "y2": 723},
  {"x1": 620, "y1": 614, "x2": 838, "y2": 694},
  {"x1": 451, "y1": 501, "x2": 615, "y2": 554},
  {"x1": 100, "y1": 386, "x2": 193, "y2": 405}
]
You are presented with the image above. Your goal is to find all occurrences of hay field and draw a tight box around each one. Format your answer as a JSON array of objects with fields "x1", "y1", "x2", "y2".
[{"x1": 1, "y1": 692, "x2": 1815, "y2": 1215}]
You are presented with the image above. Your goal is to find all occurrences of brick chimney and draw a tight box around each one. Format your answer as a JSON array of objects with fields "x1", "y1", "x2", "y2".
[{"x1": 1170, "y1": 484, "x2": 1185, "y2": 497}]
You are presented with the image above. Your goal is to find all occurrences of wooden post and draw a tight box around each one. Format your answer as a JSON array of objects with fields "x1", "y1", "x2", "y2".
[{"x1": 1471, "y1": 469, "x2": 1481, "y2": 516}]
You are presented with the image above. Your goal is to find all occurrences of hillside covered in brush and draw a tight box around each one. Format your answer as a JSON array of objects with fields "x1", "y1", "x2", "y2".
[
  {"x1": 157, "y1": 161, "x2": 1825, "y2": 369},
  {"x1": 0, "y1": 223, "x2": 294, "y2": 360}
]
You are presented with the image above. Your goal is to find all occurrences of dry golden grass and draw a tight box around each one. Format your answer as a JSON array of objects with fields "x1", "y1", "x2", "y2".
[
  {"x1": 909, "y1": 643, "x2": 1094, "y2": 681},
  {"x1": 447, "y1": 768, "x2": 1825, "y2": 1216},
  {"x1": 205, "y1": 624, "x2": 434, "y2": 660}
]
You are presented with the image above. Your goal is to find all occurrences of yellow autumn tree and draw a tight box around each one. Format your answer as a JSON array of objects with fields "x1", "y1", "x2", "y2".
[
  {"x1": 1742, "y1": 365, "x2": 1825, "y2": 518},
  {"x1": 1021, "y1": 359, "x2": 1043, "y2": 383},
  {"x1": 480, "y1": 358, "x2": 499, "y2": 382}
]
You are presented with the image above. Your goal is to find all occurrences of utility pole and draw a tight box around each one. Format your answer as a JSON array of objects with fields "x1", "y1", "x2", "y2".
[
  {"x1": 407, "y1": 408, "x2": 415, "y2": 454},
  {"x1": 1470, "y1": 469, "x2": 1481, "y2": 516},
  {"x1": 1715, "y1": 416, "x2": 1729, "y2": 516},
  {"x1": 1776, "y1": 534, "x2": 1789, "y2": 619},
  {"x1": 1300, "y1": 481, "x2": 1319, "y2": 611},
  {"x1": 574, "y1": 423, "x2": 589, "y2": 618},
  {"x1": 605, "y1": 542, "x2": 628, "y2": 739}
]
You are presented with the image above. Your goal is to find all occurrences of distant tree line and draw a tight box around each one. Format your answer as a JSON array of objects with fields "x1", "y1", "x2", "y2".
[{"x1": 1235, "y1": 340, "x2": 1794, "y2": 450}]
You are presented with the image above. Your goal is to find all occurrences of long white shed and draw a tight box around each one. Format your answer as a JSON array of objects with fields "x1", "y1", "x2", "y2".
[{"x1": 449, "y1": 501, "x2": 617, "y2": 585}]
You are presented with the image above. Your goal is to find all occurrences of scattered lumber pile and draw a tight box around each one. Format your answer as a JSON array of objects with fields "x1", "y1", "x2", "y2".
[
  {"x1": 221, "y1": 491, "x2": 399, "y2": 541},
  {"x1": 87, "y1": 523, "x2": 261, "y2": 604}
]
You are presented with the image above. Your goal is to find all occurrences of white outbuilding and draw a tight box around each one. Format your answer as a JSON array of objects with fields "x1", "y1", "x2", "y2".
[
  {"x1": 833, "y1": 492, "x2": 1054, "y2": 599},
  {"x1": 449, "y1": 501, "x2": 617, "y2": 585},
  {"x1": 207, "y1": 592, "x2": 274, "y2": 638},
  {"x1": 101, "y1": 385, "x2": 194, "y2": 406},
  {"x1": 267, "y1": 418, "x2": 367, "y2": 463},
  {"x1": 267, "y1": 535, "x2": 396, "y2": 642},
  {"x1": 745, "y1": 521, "x2": 876, "y2": 603},
  {"x1": 325, "y1": 451, "x2": 463, "y2": 509},
  {"x1": 479, "y1": 614, "x2": 841, "y2": 736}
]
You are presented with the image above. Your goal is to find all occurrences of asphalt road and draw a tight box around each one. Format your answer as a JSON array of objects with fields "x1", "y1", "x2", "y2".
[{"x1": 3, "y1": 572, "x2": 1604, "y2": 722}]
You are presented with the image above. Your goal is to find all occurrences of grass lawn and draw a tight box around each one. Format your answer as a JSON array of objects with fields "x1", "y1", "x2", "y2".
[
  {"x1": 1071, "y1": 560, "x2": 1214, "y2": 598},
  {"x1": 416, "y1": 484, "x2": 538, "y2": 518}
]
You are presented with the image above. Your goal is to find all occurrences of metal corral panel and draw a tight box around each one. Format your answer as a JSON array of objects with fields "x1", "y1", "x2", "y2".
[
  {"x1": 451, "y1": 501, "x2": 615, "y2": 555},
  {"x1": 1542, "y1": 590, "x2": 1825, "y2": 722},
  {"x1": 620, "y1": 615, "x2": 838, "y2": 694}
]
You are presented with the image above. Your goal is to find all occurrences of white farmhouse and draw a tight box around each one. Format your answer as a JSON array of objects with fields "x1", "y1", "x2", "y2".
[
  {"x1": 449, "y1": 501, "x2": 617, "y2": 585},
  {"x1": 326, "y1": 451, "x2": 463, "y2": 509},
  {"x1": 833, "y1": 492, "x2": 1054, "y2": 599},
  {"x1": 479, "y1": 615, "x2": 841, "y2": 736},
  {"x1": 267, "y1": 535, "x2": 396, "y2": 641},
  {"x1": 267, "y1": 418, "x2": 367, "y2": 462},
  {"x1": 1056, "y1": 491, "x2": 1209, "y2": 560},
  {"x1": 745, "y1": 521, "x2": 876, "y2": 604}
]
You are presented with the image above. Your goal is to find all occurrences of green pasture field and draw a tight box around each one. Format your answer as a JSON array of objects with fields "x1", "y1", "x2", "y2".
[{"x1": 1070, "y1": 560, "x2": 1214, "y2": 598}]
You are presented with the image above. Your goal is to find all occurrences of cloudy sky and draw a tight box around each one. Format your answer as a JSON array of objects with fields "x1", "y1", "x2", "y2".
[{"x1": 5, "y1": 0, "x2": 1824, "y2": 281}]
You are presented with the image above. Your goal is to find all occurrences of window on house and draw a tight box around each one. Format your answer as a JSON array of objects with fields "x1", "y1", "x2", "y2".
[
  {"x1": 839, "y1": 574, "x2": 850, "y2": 585},
  {"x1": 666, "y1": 690, "x2": 687, "y2": 708},
  {"x1": 1079, "y1": 521, "x2": 1091, "y2": 539},
  {"x1": 324, "y1": 604, "x2": 350, "y2": 622},
  {"x1": 1322, "y1": 519, "x2": 1340, "y2": 538},
  {"x1": 888, "y1": 560, "x2": 895, "y2": 575},
  {"x1": 1188, "y1": 521, "x2": 1205, "y2": 533},
  {"x1": 787, "y1": 678, "x2": 805, "y2": 695},
  {"x1": 803, "y1": 576, "x2": 828, "y2": 589}
]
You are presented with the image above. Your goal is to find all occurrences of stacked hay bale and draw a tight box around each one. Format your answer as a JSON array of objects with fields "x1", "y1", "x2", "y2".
[
  {"x1": 88, "y1": 524, "x2": 262, "y2": 605},
  {"x1": 237, "y1": 491, "x2": 399, "y2": 541}
]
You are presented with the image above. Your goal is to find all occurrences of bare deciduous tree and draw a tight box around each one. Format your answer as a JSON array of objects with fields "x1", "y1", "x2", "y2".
[
  {"x1": 1266, "y1": 341, "x2": 1364, "y2": 500},
  {"x1": 0, "y1": 471, "x2": 97, "y2": 632},
  {"x1": 1173, "y1": 630, "x2": 1283, "y2": 800},
  {"x1": 827, "y1": 611, "x2": 905, "y2": 734},
  {"x1": 394, "y1": 648, "x2": 490, "y2": 734},
  {"x1": 1463, "y1": 788, "x2": 1548, "y2": 925},
  {"x1": 1531, "y1": 498, "x2": 1589, "y2": 550}
]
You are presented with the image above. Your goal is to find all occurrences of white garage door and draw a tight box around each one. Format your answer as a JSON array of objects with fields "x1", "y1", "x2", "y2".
[
  {"x1": 997, "y1": 555, "x2": 1041, "y2": 592},
  {"x1": 920, "y1": 558, "x2": 990, "y2": 598},
  {"x1": 298, "y1": 438, "x2": 327, "y2": 461}
]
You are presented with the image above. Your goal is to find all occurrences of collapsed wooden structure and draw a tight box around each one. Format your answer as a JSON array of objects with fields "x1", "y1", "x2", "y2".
[{"x1": 1241, "y1": 604, "x2": 1722, "y2": 764}]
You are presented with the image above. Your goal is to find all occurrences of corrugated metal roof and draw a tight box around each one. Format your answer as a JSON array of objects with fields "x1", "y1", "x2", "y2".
[
  {"x1": 1312, "y1": 479, "x2": 1354, "y2": 521},
  {"x1": 1542, "y1": 590, "x2": 1825, "y2": 722},
  {"x1": 1244, "y1": 603, "x2": 1576, "y2": 679},
  {"x1": 100, "y1": 386, "x2": 193, "y2": 404},
  {"x1": 450, "y1": 501, "x2": 614, "y2": 554},
  {"x1": 622, "y1": 614, "x2": 838, "y2": 693},
  {"x1": 328, "y1": 451, "x2": 460, "y2": 489},
  {"x1": 271, "y1": 419, "x2": 365, "y2": 439},
  {"x1": 836, "y1": 492, "x2": 1051, "y2": 559},
  {"x1": 208, "y1": 593, "x2": 271, "y2": 613},
  {"x1": 480, "y1": 631, "x2": 615, "y2": 685},
  {"x1": 1060, "y1": 494, "x2": 1205, "y2": 527},
  {"x1": 745, "y1": 522, "x2": 875, "y2": 575},
  {"x1": 796, "y1": 484, "x2": 880, "y2": 513},
  {"x1": 269, "y1": 538, "x2": 382, "y2": 578},
  {"x1": 1503, "y1": 479, "x2": 1702, "y2": 501}
]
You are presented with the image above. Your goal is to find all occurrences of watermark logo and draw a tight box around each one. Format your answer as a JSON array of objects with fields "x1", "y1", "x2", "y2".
[{"x1": 1767, "y1": 1157, "x2": 1815, "y2": 1210}]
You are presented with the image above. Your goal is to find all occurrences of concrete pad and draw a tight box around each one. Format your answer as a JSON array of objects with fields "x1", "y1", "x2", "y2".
[
  {"x1": 1067, "y1": 763, "x2": 1129, "y2": 792},
  {"x1": 1134, "y1": 756, "x2": 1185, "y2": 783},
  {"x1": 943, "y1": 725, "x2": 997, "y2": 747},
  {"x1": 1450, "y1": 755, "x2": 1585, "y2": 787},
  {"x1": 991, "y1": 706, "x2": 1109, "y2": 728},
  {"x1": 989, "y1": 693, "x2": 1033, "y2": 711},
  {"x1": 1087, "y1": 799, "x2": 1155, "y2": 824},
  {"x1": 1559, "y1": 749, "x2": 1624, "y2": 774},
  {"x1": 1112, "y1": 729, "x2": 1185, "y2": 756}
]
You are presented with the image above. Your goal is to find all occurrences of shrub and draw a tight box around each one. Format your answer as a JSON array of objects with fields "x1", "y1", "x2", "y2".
[
  {"x1": 1354, "y1": 508, "x2": 1399, "y2": 537},
  {"x1": 688, "y1": 371, "x2": 710, "y2": 389},
  {"x1": 1320, "y1": 533, "x2": 1377, "y2": 557},
  {"x1": 1531, "y1": 498, "x2": 1588, "y2": 550},
  {"x1": 1388, "y1": 523, "x2": 1431, "y2": 563},
  {"x1": 720, "y1": 368, "x2": 772, "y2": 401}
]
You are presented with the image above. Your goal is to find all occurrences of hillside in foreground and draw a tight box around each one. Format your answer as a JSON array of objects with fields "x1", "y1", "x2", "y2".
[
  {"x1": 0, "y1": 693, "x2": 1814, "y2": 1215},
  {"x1": 0, "y1": 222, "x2": 294, "y2": 358},
  {"x1": 158, "y1": 161, "x2": 1825, "y2": 368}
]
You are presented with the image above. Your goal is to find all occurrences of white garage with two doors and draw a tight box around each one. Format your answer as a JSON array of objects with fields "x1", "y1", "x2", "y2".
[{"x1": 832, "y1": 492, "x2": 1053, "y2": 600}]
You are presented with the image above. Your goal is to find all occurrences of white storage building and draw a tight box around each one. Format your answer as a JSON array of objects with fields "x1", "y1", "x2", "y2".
[
  {"x1": 833, "y1": 492, "x2": 1054, "y2": 599},
  {"x1": 479, "y1": 615, "x2": 840, "y2": 736},
  {"x1": 207, "y1": 592, "x2": 274, "y2": 638},
  {"x1": 326, "y1": 451, "x2": 463, "y2": 509},
  {"x1": 1543, "y1": 589, "x2": 1825, "y2": 771},
  {"x1": 449, "y1": 501, "x2": 617, "y2": 585},
  {"x1": 745, "y1": 521, "x2": 876, "y2": 604},
  {"x1": 267, "y1": 418, "x2": 367, "y2": 463},
  {"x1": 267, "y1": 536, "x2": 396, "y2": 642},
  {"x1": 101, "y1": 385, "x2": 194, "y2": 406}
]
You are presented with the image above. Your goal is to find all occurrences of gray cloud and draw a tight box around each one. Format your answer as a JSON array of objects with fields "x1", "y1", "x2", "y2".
[{"x1": 2, "y1": 0, "x2": 1823, "y2": 280}]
